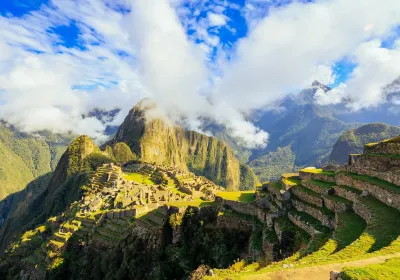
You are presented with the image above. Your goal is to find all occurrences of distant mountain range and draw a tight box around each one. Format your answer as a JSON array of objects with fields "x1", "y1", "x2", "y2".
[{"x1": 205, "y1": 81, "x2": 400, "y2": 182}]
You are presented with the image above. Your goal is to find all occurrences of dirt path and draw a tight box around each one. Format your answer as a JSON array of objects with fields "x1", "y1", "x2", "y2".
[{"x1": 242, "y1": 252, "x2": 400, "y2": 280}]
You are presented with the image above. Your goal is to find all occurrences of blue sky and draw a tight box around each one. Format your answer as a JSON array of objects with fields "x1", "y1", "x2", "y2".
[
  {"x1": 0, "y1": 0, "x2": 365, "y2": 86},
  {"x1": 0, "y1": 0, "x2": 399, "y2": 145}
]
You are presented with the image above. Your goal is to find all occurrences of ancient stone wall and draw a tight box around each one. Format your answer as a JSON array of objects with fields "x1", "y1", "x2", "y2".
[
  {"x1": 288, "y1": 212, "x2": 319, "y2": 236},
  {"x1": 299, "y1": 172, "x2": 335, "y2": 183},
  {"x1": 220, "y1": 199, "x2": 259, "y2": 217},
  {"x1": 178, "y1": 185, "x2": 193, "y2": 195},
  {"x1": 364, "y1": 142, "x2": 400, "y2": 155},
  {"x1": 301, "y1": 180, "x2": 331, "y2": 195},
  {"x1": 322, "y1": 197, "x2": 348, "y2": 213},
  {"x1": 347, "y1": 166, "x2": 400, "y2": 187},
  {"x1": 349, "y1": 154, "x2": 400, "y2": 172},
  {"x1": 353, "y1": 199, "x2": 372, "y2": 222},
  {"x1": 332, "y1": 186, "x2": 358, "y2": 203},
  {"x1": 290, "y1": 188, "x2": 324, "y2": 207},
  {"x1": 336, "y1": 173, "x2": 400, "y2": 210},
  {"x1": 292, "y1": 200, "x2": 334, "y2": 228}
]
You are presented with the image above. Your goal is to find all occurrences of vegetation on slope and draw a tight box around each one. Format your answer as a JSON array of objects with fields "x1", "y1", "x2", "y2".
[
  {"x1": 0, "y1": 123, "x2": 74, "y2": 199},
  {"x1": 110, "y1": 100, "x2": 259, "y2": 190},
  {"x1": 329, "y1": 123, "x2": 400, "y2": 164},
  {"x1": 0, "y1": 135, "x2": 101, "y2": 253},
  {"x1": 341, "y1": 257, "x2": 400, "y2": 280}
]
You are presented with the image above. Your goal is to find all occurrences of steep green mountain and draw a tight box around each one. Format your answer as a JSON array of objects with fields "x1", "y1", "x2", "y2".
[
  {"x1": 110, "y1": 100, "x2": 259, "y2": 190},
  {"x1": 329, "y1": 123, "x2": 400, "y2": 164},
  {"x1": 1, "y1": 135, "x2": 400, "y2": 280},
  {"x1": 0, "y1": 135, "x2": 106, "y2": 253},
  {"x1": 0, "y1": 123, "x2": 74, "y2": 199}
]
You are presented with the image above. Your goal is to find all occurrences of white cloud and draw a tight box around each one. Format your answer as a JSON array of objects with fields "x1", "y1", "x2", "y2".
[
  {"x1": 208, "y1": 12, "x2": 228, "y2": 26},
  {"x1": 344, "y1": 40, "x2": 400, "y2": 110},
  {"x1": 1, "y1": 0, "x2": 400, "y2": 149},
  {"x1": 314, "y1": 40, "x2": 400, "y2": 109},
  {"x1": 213, "y1": 0, "x2": 400, "y2": 114}
]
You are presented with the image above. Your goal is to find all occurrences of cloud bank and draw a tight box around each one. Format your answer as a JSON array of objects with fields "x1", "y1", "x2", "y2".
[{"x1": 0, "y1": 0, "x2": 399, "y2": 148}]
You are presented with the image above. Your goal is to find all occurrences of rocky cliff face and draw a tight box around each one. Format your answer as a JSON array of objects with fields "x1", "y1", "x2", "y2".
[
  {"x1": 112, "y1": 100, "x2": 258, "y2": 190},
  {"x1": 329, "y1": 123, "x2": 400, "y2": 164}
]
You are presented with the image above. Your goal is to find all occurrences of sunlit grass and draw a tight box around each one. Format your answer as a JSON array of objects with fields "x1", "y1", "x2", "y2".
[
  {"x1": 217, "y1": 191, "x2": 256, "y2": 203},
  {"x1": 124, "y1": 172, "x2": 155, "y2": 185},
  {"x1": 341, "y1": 257, "x2": 400, "y2": 280},
  {"x1": 300, "y1": 168, "x2": 336, "y2": 176},
  {"x1": 167, "y1": 198, "x2": 214, "y2": 207}
]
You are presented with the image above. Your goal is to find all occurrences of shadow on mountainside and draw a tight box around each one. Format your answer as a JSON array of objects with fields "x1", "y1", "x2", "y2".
[{"x1": 0, "y1": 172, "x2": 52, "y2": 253}]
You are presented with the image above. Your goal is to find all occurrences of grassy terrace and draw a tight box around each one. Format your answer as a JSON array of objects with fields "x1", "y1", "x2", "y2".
[
  {"x1": 293, "y1": 211, "x2": 367, "y2": 265},
  {"x1": 218, "y1": 209, "x2": 257, "y2": 222},
  {"x1": 282, "y1": 177, "x2": 301, "y2": 187},
  {"x1": 367, "y1": 153, "x2": 400, "y2": 159},
  {"x1": 289, "y1": 210, "x2": 329, "y2": 233},
  {"x1": 341, "y1": 172, "x2": 400, "y2": 194},
  {"x1": 307, "y1": 180, "x2": 335, "y2": 189},
  {"x1": 217, "y1": 191, "x2": 256, "y2": 203},
  {"x1": 167, "y1": 198, "x2": 214, "y2": 207},
  {"x1": 124, "y1": 172, "x2": 155, "y2": 185},
  {"x1": 295, "y1": 185, "x2": 322, "y2": 197},
  {"x1": 269, "y1": 182, "x2": 283, "y2": 191},
  {"x1": 292, "y1": 195, "x2": 334, "y2": 217},
  {"x1": 336, "y1": 185, "x2": 362, "y2": 195},
  {"x1": 300, "y1": 168, "x2": 336, "y2": 177},
  {"x1": 342, "y1": 257, "x2": 400, "y2": 280},
  {"x1": 276, "y1": 215, "x2": 310, "y2": 242},
  {"x1": 324, "y1": 194, "x2": 353, "y2": 207}
]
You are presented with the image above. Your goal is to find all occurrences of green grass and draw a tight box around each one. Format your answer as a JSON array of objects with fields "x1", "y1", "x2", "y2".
[
  {"x1": 282, "y1": 177, "x2": 301, "y2": 187},
  {"x1": 307, "y1": 180, "x2": 335, "y2": 189},
  {"x1": 292, "y1": 196, "x2": 334, "y2": 217},
  {"x1": 300, "y1": 168, "x2": 336, "y2": 177},
  {"x1": 324, "y1": 194, "x2": 353, "y2": 207},
  {"x1": 124, "y1": 172, "x2": 155, "y2": 185},
  {"x1": 341, "y1": 257, "x2": 400, "y2": 280},
  {"x1": 284, "y1": 211, "x2": 366, "y2": 266},
  {"x1": 290, "y1": 210, "x2": 330, "y2": 233},
  {"x1": 341, "y1": 172, "x2": 400, "y2": 194},
  {"x1": 368, "y1": 153, "x2": 400, "y2": 159},
  {"x1": 167, "y1": 198, "x2": 214, "y2": 207},
  {"x1": 217, "y1": 191, "x2": 256, "y2": 203},
  {"x1": 295, "y1": 185, "x2": 322, "y2": 198},
  {"x1": 218, "y1": 209, "x2": 257, "y2": 222},
  {"x1": 269, "y1": 182, "x2": 283, "y2": 191}
]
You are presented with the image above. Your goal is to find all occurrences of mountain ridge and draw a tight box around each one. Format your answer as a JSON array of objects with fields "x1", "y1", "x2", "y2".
[{"x1": 109, "y1": 100, "x2": 259, "y2": 190}]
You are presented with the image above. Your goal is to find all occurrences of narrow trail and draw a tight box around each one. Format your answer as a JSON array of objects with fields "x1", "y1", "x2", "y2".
[{"x1": 242, "y1": 252, "x2": 400, "y2": 280}]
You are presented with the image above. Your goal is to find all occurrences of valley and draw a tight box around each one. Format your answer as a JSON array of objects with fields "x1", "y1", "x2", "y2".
[{"x1": 0, "y1": 131, "x2": 399, "y2": 279}]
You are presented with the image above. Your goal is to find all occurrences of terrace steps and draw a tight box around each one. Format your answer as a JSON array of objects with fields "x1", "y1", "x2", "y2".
[{"x1": 288, "y1": 210, "x2": 330, "y2": 237}]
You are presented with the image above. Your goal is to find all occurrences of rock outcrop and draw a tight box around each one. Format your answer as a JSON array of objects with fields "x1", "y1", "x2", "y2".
[{"x1": 111, "y1": 100, "x2": 259, "y2": 190}]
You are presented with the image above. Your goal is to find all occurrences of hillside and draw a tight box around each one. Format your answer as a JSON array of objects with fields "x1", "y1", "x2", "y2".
[
  {"x1": 202, "y1": 83, "x2": 360, "y2": 182},
  {"x1": 0, "y1": 135, "x2": 103, "y2": 253},
  {"x1": 1, "y1": 134, "x2": 399, "y2": 279},
  {"x1": 110, "y1": 99, "x2": 259, "y2": 190},
  {"x1": 329, "y1": 123, "x2": 400, "y2": 164},
  {"x1": 0, "y1": 122, "x2": 74, "y2": 200},
  {"x1": 250, "y1": 101, "x2": 358, "y2": 181}
]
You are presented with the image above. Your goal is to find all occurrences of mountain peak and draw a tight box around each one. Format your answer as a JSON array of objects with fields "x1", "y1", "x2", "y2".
[{"x1": 311, "y1": 80, "x2": 331, "y2": 91}]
